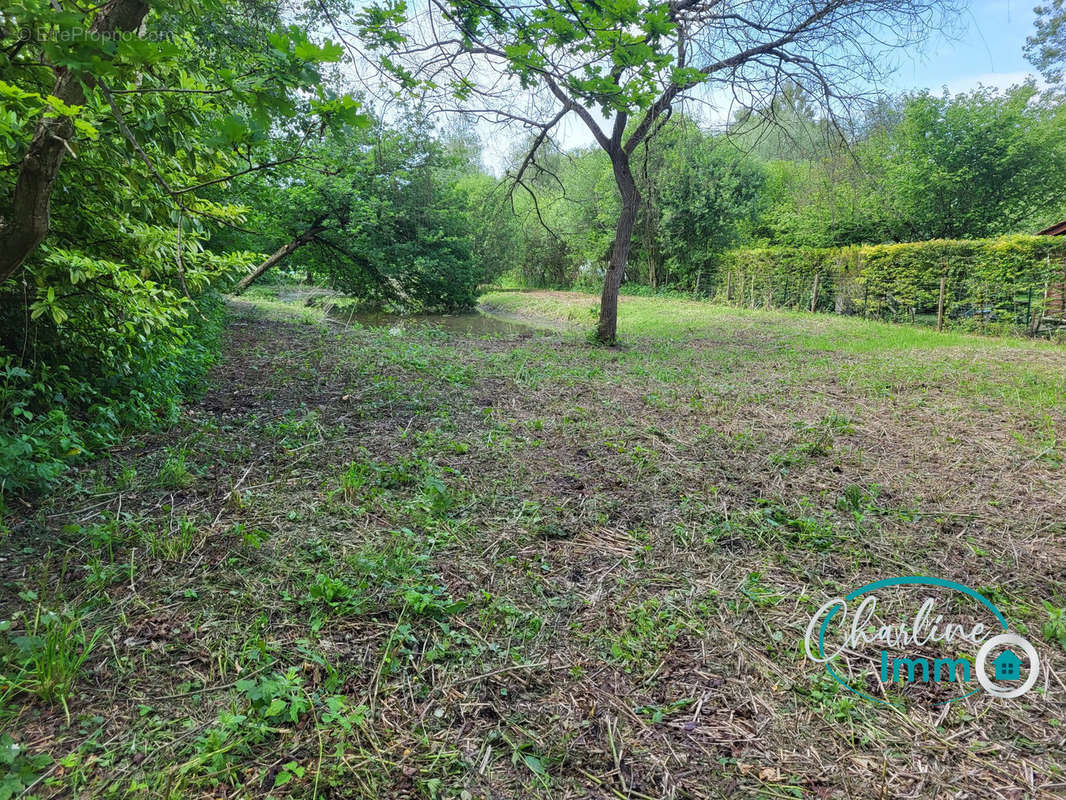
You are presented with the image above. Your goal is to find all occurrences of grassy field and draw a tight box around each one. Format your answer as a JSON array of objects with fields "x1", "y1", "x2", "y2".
[{"x1": 2, "y1": 289, "x2": 1064, "y2": 798}]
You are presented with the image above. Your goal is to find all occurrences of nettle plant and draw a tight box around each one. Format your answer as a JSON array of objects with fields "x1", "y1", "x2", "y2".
[{"x1": 351, "y1": 0, "x2": 957, "y2": 342}]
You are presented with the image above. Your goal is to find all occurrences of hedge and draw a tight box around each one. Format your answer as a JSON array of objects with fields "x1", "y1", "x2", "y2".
[{"x1": 712, "y1": 235, "x2": 1066, "y2": 333}]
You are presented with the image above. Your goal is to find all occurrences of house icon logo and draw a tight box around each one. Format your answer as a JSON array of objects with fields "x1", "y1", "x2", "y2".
[
  {"x1": 993, "y1": 649, "x2": 1022, "y2": 681},
  {"x1": 975, "y1": 633, "x2": 1040, "y2": 698}
]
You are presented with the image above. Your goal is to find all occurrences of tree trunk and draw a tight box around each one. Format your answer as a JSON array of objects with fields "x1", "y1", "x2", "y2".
[
  {"x1": 596, "y1": 153, "x2": 641, "y2": 344},
  {"x1": 0, "y1": 0, "x2": 150, "y2": 285},
  {"x1": 232, "y1": 220, "x2": 327, "y2": 294}
]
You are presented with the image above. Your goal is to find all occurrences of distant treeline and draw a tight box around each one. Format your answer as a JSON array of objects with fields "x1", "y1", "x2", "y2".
[{"x1": 497, "y1": 83, "x2": 1066, "y2": 304}]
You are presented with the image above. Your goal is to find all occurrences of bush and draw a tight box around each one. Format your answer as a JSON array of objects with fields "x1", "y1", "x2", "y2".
[
  {"x1": 0, "y1": 223, "x2": 251, "y2": 497},
  {"x1": 714, "y1": 235, "x2": 1066, "y2": 329},
  {"x1": 0, "y1": 294, "x2": 226, "y2": 496}
]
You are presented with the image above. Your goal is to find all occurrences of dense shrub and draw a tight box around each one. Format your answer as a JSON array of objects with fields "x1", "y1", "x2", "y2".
[
  {"x1": 0, "y1": 228, "x2": 254, "y2": 496},
  {"x1": 0, "y1": 294, "x2": 228, "y2": 495},
  {"x1": 715, "y1": 235, "x2": 1066, "y2": 330}
]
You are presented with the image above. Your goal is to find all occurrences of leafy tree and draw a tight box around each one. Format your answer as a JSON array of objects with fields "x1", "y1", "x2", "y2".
[
  {"x1": 227, "y1": 114, "x2": 485, "y2": 311},
  {"x1": 454, "y1": 170, "x2": 525, "y2": 288},
  {"x1": 0, "y1": 0, "x2": 361, "y2": 491},
  {"x1": 351, "y1": 0, "x2": 956, "y2": 342},
  {"x1": 0, "y1": 0, "x2": 151, "y2": 280},
  {"x1": 1026, "y1": 0, "x2": 1066, "y2": 85},
  {"x1": 656, "y1": 132, "x2": 765, "y2": 288},
  {"x1": 0, "y1": 0, "x2": 360, "y2": 284},
  {"x1": 880, "y1": 86, "x2": 1066, "y2": 240},
  {"x1": 753, "y1": 86, "x2": 1066, "y2": 248},
  {"x1": 756, "y1": 152, "x2": 893, "y2": 248}
]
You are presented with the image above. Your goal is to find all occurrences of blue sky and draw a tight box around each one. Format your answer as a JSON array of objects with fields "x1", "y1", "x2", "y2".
[{"x1": 892, "y1": 0, "x2": 1040, "y2": 94}]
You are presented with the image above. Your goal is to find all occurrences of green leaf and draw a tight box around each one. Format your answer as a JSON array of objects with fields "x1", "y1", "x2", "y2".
[{"x1": 523, "y1": 754, "x2": 547, "y2": 776}]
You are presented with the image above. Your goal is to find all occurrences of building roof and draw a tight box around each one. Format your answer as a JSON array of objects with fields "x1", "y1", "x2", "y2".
[
  {"x1": 1037, "y1": 220, "x2": 1066, "y2": 236},
  {"x1": 994, "y1": 649, "x2": 1021, "y2": 664}
]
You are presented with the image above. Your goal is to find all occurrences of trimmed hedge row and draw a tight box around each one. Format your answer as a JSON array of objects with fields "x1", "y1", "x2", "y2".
[{"x1": 713, "y1": 235, "x2": 1066, "y2": 331}]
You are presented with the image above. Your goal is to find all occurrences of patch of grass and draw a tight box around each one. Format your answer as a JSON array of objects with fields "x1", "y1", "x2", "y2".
[
  {"x1": 266, "y1": 407, "x2": 325, "y2": 448},
  {"x1": 156, "y1": 447, "x2": 195, "y2": 488},
  {"x1": 602, "y1": 593, "x2": 704, "y2": 673},
  {"x1": 804, "y1": 673, "x2": 860, "y2": 723},
  {"x1": 751, "y1": 501, "x2": 843, "y2": 552},
  {"x1": 1043, "y1": 603, "x2": 1066, "y2": 651},
  {"x1": 483, "y1": 290, "x2": 1066, "y2": 412},
  {"x1": 1, "y1": 598, "x2": 102, "y2": 720},
  {"x1": 144, "y1": 516, "x2": 199, "y2": 561},
  {"x1": 737, "y1": 571, "x2": 784, "y2": 609}
]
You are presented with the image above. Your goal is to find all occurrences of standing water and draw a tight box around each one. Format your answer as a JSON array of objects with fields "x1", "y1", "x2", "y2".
[{"x1": 328, "y1": 307, "x2": 553, "y2": 336}]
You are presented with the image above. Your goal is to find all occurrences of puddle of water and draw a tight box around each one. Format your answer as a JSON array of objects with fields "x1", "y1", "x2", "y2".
[{"x1": 327, "y1": 306, "x2": 548, "y2": 336}]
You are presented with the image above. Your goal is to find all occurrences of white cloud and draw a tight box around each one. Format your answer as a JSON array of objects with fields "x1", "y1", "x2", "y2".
[{"x1": 934, "y1": 70, "x2": 1042, "y2": 95}]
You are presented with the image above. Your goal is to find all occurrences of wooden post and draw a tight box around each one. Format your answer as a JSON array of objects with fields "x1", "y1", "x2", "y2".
[
  {"x1": 810, "y1": 274, "x2": 820, "y2": 313},
  {"x1": 726, "y1": 272, "x2": 732, "y2": 303},
  {"x1": 936, "y1": 275, "x2": 947, "y2": 332},
  {"x1": 1061, "y1": 265, "x2": 1066, "y2": 317},
  {"x1": 1030, "y1": 278, "x2": 1050, "y2": 336}
]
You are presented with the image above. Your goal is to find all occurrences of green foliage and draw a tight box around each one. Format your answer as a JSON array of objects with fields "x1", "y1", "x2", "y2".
[
  {"x1": 655, "y1": 129, "x2": 765, "y2": 288},
  {"x1": 881, "y1": 86, "x2": 1066, "y2": 241},
  {"x1": 222, "y1": 113, "x2": 487, "y2": 312},
  {"x1": 605, "y1": 594, "x2": 701, "y2": 672},
  {"x1": 157, "y1": 448, "x2": 196, "y2": 489},
  {"x1": 0, "y1": 356, "x2": 84, "y2": 491},
  {"x1": 486, "y1": 116, "x2": 766, "y2": 290},
  {"x1": 0, "y1": 733, "x2": 52, "y2": 800},
  {"x1": 0, "y1": 291, "x2": 227, "y2": 495},
  {"x1": 1, "y1": 0, "x2": 366, "y2": 496},
  {"x1": 235, "y1": 669, "x2": 311, "y2": 724},
  {"x1": 753, "y1": 86, "x2": 1066, "y2": 248},
  {"x1": 144, "y1": 516, "x2": 199, "y2": 561},
  {"x1": 1027, "y1": 0, "x2": 1066, "y2": 85},
  {"x1": 306, "y1": 573, "x2": 368, "y2": 616},
  {"x1": 0, "y1": 598, "x2": 102, "y2": 719},
  {"x1": 716, "y1": 235, "x2": 1066, "y2": 331},
  {"x1": 1044, "y1": 602, "x2": 1066, "y2": 650},
  {"x1": 489, "y1": 87, "x2": 1066, "y2": 296}
]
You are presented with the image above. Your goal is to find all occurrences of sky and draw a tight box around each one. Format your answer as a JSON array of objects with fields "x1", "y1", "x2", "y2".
[
  {"x1": 893, "y1": 0, "x2": 1040, "y2": 94},
  {"x1": 481, "y1": 0, "x2": 1044, "y2": 170}
]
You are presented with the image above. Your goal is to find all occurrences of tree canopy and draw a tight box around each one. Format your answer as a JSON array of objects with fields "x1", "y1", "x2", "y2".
[{"x1": 1027, "y1": 0, "x2": 1066, "y2": 85}]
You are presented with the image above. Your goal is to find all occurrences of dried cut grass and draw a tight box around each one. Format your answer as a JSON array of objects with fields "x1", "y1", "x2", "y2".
[{"x1": 2, "y1": 292, "x2": 1064, "y2": 799}]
